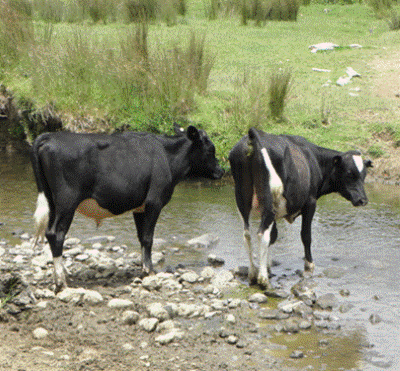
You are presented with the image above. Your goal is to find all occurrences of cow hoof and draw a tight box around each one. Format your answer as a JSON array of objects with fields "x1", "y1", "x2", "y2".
[
  {"x1": 257, "y1": 275, "x2": 272, "y2": 289},
  {"x1": 304, "y1": 261, "x2": 315, "y2": 273}
]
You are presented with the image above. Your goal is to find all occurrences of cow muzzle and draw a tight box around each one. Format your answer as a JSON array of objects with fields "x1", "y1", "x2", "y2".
[{"x1": 352, "y1": 198, "x2": 368, "y2": 207}]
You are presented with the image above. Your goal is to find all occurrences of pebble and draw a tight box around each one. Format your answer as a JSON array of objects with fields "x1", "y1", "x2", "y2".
[
  {"x1": 108, "y1": 298, "x2": 133, "y2": 309},
  {"x1": 139, "y1": 318, "x2": 159, "y2": 332},
  {"x1": 121, "y1": 310, "x2": 140, "y2": 325},
  {"x1": 32, "y1": 327, "x2": 49, "y2": 339},
  {"x1": 180, "y1": 271, "x2": 199, "y2": 284},
  {"x1": 316, "y1": 293, "x2": 339, "y2": 310},
  {"x1": 290, "y1": 350, "x2": 304, "y2": 359},
  {"x1": 186, "y1": 234, "x2": 219, "y2": 248},
  {"x1": 248, "y1": 293, "x2": 268, "y2": 304}
]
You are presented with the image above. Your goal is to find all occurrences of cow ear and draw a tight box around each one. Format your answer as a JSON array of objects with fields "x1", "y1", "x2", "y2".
[
  {"x1": 365, "y1": 159, "x2": 373, "y2": 168},
  {"x1": 187, "y1": 125, "x2": 200, "y2": 143},
  {"x1": 174, "y1": 122, "x2": 185, "y2": 135}
]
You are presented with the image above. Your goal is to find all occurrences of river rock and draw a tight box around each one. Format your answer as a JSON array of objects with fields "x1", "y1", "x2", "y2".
[
  {"x1": 141, "y1": 276, "x2": 162, "y2": 291},
  {"x1": 64, "y1": 238, "x2": 81, "y2": 246},
  {"x1": 210, "y1": 269, "x2": 234, "y2": 288},
  {"x1": 207, "y1": 254, "x2": 225, "y2": 265},
  {"x1": 180, "y1": 271, "x2": 199, "y2": 284},
  {"x1": 152, "y1": 252, "x2": 164, "y2": 266},
  {"x1": 57, "y1": 288, "x2": 103, "y2": 305},
  {"x1": 139, "y1": 318, "x2": 159, "y2": 332},
  {"x1": 369, "y1": 314, "x2": 383, "y2": 324},
  {"x1": 121, "y1": 310, "x2": 140, "y2": 325},
  {"x1": 264, "y1": 289, "x2": 290, "y2": 299},
  {"x1": 155, "y1": 329, "x2": 184, "y2": 345},
  {"x1": 201, "y1": 266, "x2": 216, "y2": 280},
  {"x1": 316, "y1": 293, "x2": 339, "y2": 310},
  {"x1": 32, "y1": 327, "x2": 49, "y2": 339},
  {"x1": 146, "y1": 303, "x2": 170, "y2": 321},
  {"x1": 248, "y1": 293, "x2": 268, "y2": 304},
  {"x1": 108, "y1": 298, "x2": 133, "y2": 309},
  {"x1": 187, "y1": 234, "x2": 219, "y2": 249},
  {"x1": 278, "y1": 299, "x2": 303, "y2": 313},
  {"x1": 290, "y1": 350, "x2": 304, "y2": 359}
]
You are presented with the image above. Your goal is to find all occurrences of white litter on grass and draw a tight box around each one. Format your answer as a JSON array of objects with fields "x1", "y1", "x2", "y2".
[
  {"x1": 309, "y1": 42, "x2": 339, "y2": 53},
  {"x1": 336, "y1": 67, "x2": 361, "y2": 86},
  {"x1": 312, "y1": 68, "x2": 331, "y2": 73}
]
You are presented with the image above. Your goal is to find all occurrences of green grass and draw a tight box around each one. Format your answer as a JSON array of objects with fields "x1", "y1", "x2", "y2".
[{"x1": 1, "y1": 0, "x2": 400, "y2": 165}]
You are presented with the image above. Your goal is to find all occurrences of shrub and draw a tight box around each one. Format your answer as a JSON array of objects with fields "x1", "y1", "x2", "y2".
[
  {"x1": 268, "y1": 68, "x2": 291, "y2": 120},
  {"x1": 388, "y1": 11, "x2": 400, "y2": 30},
  {"x1": 240, "y1": 0, "x2": 299, "y2": 24},
  {"x1": 367, "y1": 0, "x2": 392, "y2": 18}
]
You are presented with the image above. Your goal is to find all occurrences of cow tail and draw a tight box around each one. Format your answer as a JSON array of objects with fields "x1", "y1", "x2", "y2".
[
  {"x1": 248, "y1": 127, "x2": 283, "y2": 198},
  {"x1": 30, "y1": 135, "x2": 50, "y2": 247}
]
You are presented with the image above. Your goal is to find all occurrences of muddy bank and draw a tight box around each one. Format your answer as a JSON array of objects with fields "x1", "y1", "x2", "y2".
[{"x1": 0, "y1": 231, "x2": 379, "y2": 371}]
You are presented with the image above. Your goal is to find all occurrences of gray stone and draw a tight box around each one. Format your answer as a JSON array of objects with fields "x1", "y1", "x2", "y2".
[
  {"x1": 200, "y1": 267, "x2": 216, "y2": 279},
  {"x1": 248, "y1": 293, "x2": 268, "y2": 304},
  {"x1": 146, "y1": 303, "x2": 170, "y2": 321},
  {"x1": 290, "y1": 350, "x2": 304, "y2": 359},
  {"x1": 187, "y1": 234, "x2": 219, "y2": 249},
  {"x1": 259, "y1": 309, "x2": 280, "y2": 320},
  {"x1": 369, "y1": 314, "x2": 383, "y2": 325},
  {"x1": 139, "y1": 318, "x2": 159, "y2": 332},
  {"x1": 210, "y1": 270, "x2": 234, "y2": 288},
  {"x1": 278, "y1": 299, "x2": 303, "y2": 313},
  {"x1": 283, "y1": 319, "x2": 299, "y2": 333},
  {"x1": 121, "y1": 310, "x2": 140, "y2": 325},
  {"x1": 180, "y1": 271, "x2": 199, "y2": 284},
  {"x1": 207, "y1": 254, "x2": 225, "y2": 265},
  {"x1": 226, "y1": 335, "x2": 239, "y2": 345},
  {"x1": 108, "y1": 298, "x2": 133, "y2": 309},
  {"x1": 141, "y1": 276, "x2": 162, "y2": 291},
  {"x1": 155, "y1": 329, "x2": 184, "y2": 345},
  {"x1": 299, "y1": 320, "x2": 312, "y2": 330},
  {"x1": 64, "y1": 238, "x2": 81, "y2": 246},
  {"x1": 152, "y1": 252, "x2": 165, "y2": 266},
  {"x1": 316, "y1": 293, "x2": 339, "y2": 310},
  {"x1": 57, "y1": 288, "x2": 103, "y2": 305},
  {"x1": 339, "y1": 303, "x2": 354, "y2": 313},
  {"x1": 32, "y1": 327, "x2": 49, "y2": 339},
  {"x1": 264, "y1": 289, "x2": 289, "y2": 299}
]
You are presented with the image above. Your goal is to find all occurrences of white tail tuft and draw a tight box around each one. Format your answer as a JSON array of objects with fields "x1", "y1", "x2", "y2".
[{"x1": 33, "y1": 192, "x2": 49, "y2": 247}]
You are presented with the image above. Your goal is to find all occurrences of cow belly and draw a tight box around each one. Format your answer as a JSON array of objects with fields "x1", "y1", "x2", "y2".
[{"x1": 77, "y1": 199, "x2": 145, "y2": 224}]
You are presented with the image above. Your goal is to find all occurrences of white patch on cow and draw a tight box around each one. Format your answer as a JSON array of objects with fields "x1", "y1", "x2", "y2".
[
  {"x1": 260, "y1": 148, "x2": 287, "y2": 218},
  {"x1": 77, "y1": 198, "x2": 145, "y2": 227},
  {"x1": 261, "y1": 148, "x2": 283, "y2": 195},
  {"x1": 53, "y1": 256, "x2": 66, "y2": 291},
  {"x1": 257, "y1": 224, "x2": 273, "y2": 288},
  {"x1": 353, "y1": 155, "x2": 364, "y2": 173},
  {"x1": 33, "y1": 192, "x2": 49, "y2": 246}
]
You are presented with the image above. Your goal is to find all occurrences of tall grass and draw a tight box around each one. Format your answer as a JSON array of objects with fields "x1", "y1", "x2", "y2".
[
  {"x1": 27, "y1": 21, "x2": 214, "y2": 132},
  {"x1": 0, "y1": 1, "x2": 33, "y2": 68}
]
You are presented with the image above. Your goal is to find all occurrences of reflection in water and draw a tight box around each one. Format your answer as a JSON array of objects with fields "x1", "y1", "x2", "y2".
[{"x1": 1, "y1": 152, "x2": 400, "y2": 369}]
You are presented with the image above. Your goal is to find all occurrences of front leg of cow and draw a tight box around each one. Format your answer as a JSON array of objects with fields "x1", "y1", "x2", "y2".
[
  {"x1": 133, "y1": 207, "x2": 161, "y2": 277},
  {"x1": 301, "y1": 202, "x2": 316, "y2": 274}
]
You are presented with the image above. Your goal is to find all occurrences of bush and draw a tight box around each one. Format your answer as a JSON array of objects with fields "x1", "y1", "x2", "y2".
[
  {"x1": 268, "y1": 68, "x2": 291, "y2": 120},
  {"x1": 240, "y1": 0, "x2": 299, "y2": 24},
  {"x1": 388, "y1": 11, "x2": 400, "y2": 30},
  {"x1": 367, "y1": 0, "x2": 392, "y2": 18}
]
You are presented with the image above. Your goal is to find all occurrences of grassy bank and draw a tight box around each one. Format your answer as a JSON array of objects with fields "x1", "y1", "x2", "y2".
[{"x1": 1, "y1": 0, "x2": 400, "y2": 165}]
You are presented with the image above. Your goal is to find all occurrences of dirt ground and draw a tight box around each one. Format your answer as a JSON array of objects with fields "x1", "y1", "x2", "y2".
[{"x1": 1, "y1": 50, "x2": 400, "y2": 371}]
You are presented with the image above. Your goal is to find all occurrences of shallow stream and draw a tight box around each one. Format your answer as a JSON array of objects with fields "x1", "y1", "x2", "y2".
[{"x1": 1, "y1": 151, "x2": 400, "y2": 370}]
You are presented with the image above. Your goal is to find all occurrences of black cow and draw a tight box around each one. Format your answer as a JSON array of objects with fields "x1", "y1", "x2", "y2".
[
  {"x1": 229, "y1": 127, "x2": 372, "y2": 288},
  {"x1": 30, "y1": 124, "x2": 224, "y2": 292}
]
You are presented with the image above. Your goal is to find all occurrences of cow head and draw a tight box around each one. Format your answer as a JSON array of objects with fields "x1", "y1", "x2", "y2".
[
  {"x1": 328, "y1": 151, "x2": 373, "y2": 206},
  {"x1": 184, "y1": 125, "x2": 224, "y2": 180}
]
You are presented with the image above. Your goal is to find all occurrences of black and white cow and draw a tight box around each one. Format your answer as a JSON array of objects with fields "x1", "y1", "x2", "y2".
[
  {"x1": 229, "y1": 127, "x2": 372, "y2": 288},
  {"x1": 30, "y1": 124, "x2": 224, "y2": 292}
]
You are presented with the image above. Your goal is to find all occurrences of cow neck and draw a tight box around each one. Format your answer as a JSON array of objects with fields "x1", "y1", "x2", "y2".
[
  {"x1": 314, "y1": 147, "x2": 341, "y2": 199},
  {"x1": 158, "y1": 135, "x2": 192, "y2": 184}
]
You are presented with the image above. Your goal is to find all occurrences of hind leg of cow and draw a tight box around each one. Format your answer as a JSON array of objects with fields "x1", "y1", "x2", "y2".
[
  {"x1": 257, "y1": 213, "x2": 275, "y2": 289},
  {"x1": 45, "y1": 209, "x2": 74, "y2": 293},
  {"x1": 301, "y1": 202, "x2": 316, "y2": 273},
  {"x1": 134, "y1": 206, "x2": 161, "y2": 276}
]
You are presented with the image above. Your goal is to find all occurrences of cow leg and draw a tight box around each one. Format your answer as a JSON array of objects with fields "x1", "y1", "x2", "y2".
[
  {"x1": 301, "y1": 201, "x2": 316, "y2": 272},
  {"x1": 133, "y1": 206, "x2": 161, "y2": 276},
  {"x1": 257, "y1": 213, "x2": 275, "y2": 288},
  {"x1": 45, "y1": 209, "x2": 74, "y2": 293}
]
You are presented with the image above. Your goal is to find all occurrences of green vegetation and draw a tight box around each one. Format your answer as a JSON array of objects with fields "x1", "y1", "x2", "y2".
[{"x1": 1, "y1": 0, "x2": 400, "y2": 166}]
